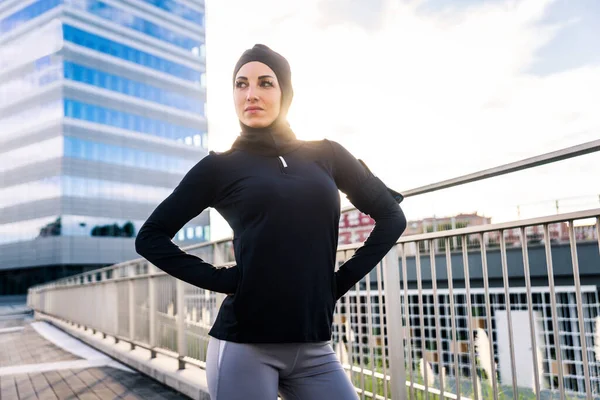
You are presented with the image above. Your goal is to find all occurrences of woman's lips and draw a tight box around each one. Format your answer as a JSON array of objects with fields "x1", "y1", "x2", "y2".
[{"x1": 245, "y1": 107, "x2": 263, "y2": 114}]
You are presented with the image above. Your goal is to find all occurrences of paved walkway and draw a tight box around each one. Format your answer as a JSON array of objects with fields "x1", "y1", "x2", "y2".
[
  {"x1": 0, "y1": 313, "x2": 190, "y2": 399},
  {"x1": 0, "y1": 325, "x2": 79, "y2": 369},
  {"x1": 0, "y1": 366, "x2": 190, "y2": 400}
]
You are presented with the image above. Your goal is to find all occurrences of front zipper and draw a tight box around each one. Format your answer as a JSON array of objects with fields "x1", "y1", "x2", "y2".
[
  {"x1": 278, "y1": 156, "x2": 288, "y2": 168},
  {"x1": 269, "y1": 131, "x2": 288, "y2": 174},
  {"x1": 278, "y1": 156, "x2": 288, "y2": 173}
]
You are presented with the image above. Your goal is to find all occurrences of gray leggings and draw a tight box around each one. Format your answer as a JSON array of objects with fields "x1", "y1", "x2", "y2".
[{"x1": 206, "y1": 337, "x2": 358, "y2": 400}]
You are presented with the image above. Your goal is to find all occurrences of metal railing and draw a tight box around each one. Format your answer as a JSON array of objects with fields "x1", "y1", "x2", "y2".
[{"x1": 28, "y1": 139, "x2": 600, "y2": 400}]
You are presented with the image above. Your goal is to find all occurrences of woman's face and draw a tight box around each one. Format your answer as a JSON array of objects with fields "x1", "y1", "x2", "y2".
[{"x1": 234, "y1": 62, "x2": 282, "y2": 128}]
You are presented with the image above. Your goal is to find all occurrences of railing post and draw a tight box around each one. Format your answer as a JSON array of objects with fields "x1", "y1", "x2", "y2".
[
  {"x1": 98, "y1": 271, "x2": 107, "y2": 334},
  {"x1": 176, "y1": 279, "x2": 186, "y2": 369},
  {"x1": 383, "y1": 245, "x2": 408, "y2": 400},
  {"x1": 112, "y1": 278, "x2": 119, "y2": 342},
  {"x1": 148, "y1": 263, "x2": 157, "y2": 359},
  {"x1": 128, "y1": 274, "x2": 136, "y2": 350}
]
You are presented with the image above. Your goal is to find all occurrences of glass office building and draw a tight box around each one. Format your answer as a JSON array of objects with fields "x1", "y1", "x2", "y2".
[{"x1": 0, "y1": 0, "x2": 208, "y2": 294}]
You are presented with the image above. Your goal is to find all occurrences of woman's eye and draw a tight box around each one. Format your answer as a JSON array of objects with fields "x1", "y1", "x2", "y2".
[
  {"x1": 261, "y1": 80, "x2": 274, "y2": 87},
  {"x1": 235, "y1": 81, "x2": 247, "y2": 88}
]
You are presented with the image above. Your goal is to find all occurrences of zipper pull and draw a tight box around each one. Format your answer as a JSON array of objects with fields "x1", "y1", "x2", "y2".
[{"x1": 278, "y1": 156, "x2": 288, "y2": 168}]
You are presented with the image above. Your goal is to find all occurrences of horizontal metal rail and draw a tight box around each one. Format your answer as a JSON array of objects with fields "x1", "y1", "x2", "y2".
[{"x1": 344, "y1": 138, "x2": 600, "y2": 212}]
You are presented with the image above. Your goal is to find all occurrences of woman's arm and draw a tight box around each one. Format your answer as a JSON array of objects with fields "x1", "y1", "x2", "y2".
[
  {"x1": 329, "y1": 140, "x2": 407, "y2": 300},
  {"x1": 135, "y1": 155, "x2": 238, "y2": 294}
]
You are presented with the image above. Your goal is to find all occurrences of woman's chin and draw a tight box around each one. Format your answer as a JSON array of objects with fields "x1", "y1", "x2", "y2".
[{"x1": 243, "y1": 118, "x2": 274, "y2": 129}]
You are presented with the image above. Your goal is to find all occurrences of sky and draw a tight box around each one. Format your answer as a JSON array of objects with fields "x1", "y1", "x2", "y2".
[{"x1": 203, "y1": 0, "x2": 600, "y2": 240}]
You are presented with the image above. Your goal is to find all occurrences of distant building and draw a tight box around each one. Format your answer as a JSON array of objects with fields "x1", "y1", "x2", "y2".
[
  {"x1": 339, "y1": 211, "x2": 491, "y2": 247},
  {"x1": 340, "y1": 209, "x2": 597, "y2": 250}
]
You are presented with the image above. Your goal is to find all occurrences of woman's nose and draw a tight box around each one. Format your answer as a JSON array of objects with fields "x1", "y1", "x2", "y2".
[{"x1": 246, "y1": 85, "x2": 258, "y2": 101}]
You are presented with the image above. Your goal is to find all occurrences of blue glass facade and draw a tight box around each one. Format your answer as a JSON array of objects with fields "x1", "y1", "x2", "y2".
[
  {"x1": 64, "y1": 61, "x2": 203, "y2": 113},
  {"x1": 1, "y1": 0, "x2": 204, "y2": 42},
  {"x1": 0, "y1": 56, "x2": 62, "y2": 108},
  {"x1": 2, "y1": 53, "x2": 207, "y2": 146},
  {"x1": 63, "y1": 24, "x2": 201, "y2": 81},
  {"x1": 1, "y1": 2, "x2": 204, "y2": 81},
  {"x1": 0, "y1": 0, "x2": 209, "y2": 283},
  {"x1": 3, "y1": 97, "x2": 207, "y2": 146},
  {"x1": 0, "y1": 214, "x2": 209, "y2": 246},
  {"x1": 64, "y1": 136, "x2": 196, "y2": 173},
  {"x1": 64, "y1": 98, "x2": 204, "y2": 142},
  {"x1": 0, "y1": 135, "x2": 197, "y2": 176},
  {"x1": 69, "y1": 0, "x2": 201, "y2": 50},
  {"x1": 0, "y1": 0, "x2": 61, "y2": 35},
  {"x1": 0, "y1": 175, "x2": 172, "y2": 209},
  {"x1": 139, "y1": 0, "x2": 204, "y2": 25}
]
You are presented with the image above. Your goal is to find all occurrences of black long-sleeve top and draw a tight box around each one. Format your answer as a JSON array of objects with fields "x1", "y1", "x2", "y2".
[{"x1": 135, "y1": 132, "x2": 406, "y2": 343}]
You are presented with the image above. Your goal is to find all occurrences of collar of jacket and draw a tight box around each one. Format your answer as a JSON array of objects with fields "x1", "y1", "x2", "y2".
[{"x1": 231, "y1": 121, "x2": 303, "y2": 157}]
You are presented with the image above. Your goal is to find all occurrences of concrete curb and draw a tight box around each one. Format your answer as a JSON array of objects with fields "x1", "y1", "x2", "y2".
[{"x1": 35, "y1": 312, "x2": 211, "y2": 400}]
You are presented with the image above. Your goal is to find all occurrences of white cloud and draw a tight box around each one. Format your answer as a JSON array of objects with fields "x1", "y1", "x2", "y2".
[{"x1": 205, "y1": 0, "x2": 600, "y2": 239}]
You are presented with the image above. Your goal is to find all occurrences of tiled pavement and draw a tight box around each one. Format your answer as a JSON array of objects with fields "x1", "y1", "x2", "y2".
[
  {"x1": 0, "y1": 367, "x2": 192, "y2": 400},
  {"x1": 0, "y1": 318, "x2": 191, "y2": 400},
  {"x1": 0, "y1": 325, "x2": 80, "y2": 368}
]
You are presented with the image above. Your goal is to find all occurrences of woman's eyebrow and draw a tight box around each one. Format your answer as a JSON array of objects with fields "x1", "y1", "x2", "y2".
[{"x1": 235, "y1": 75, "x2": 275, "y2": 80}]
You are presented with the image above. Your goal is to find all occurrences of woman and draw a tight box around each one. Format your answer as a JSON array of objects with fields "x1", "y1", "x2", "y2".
[{"x1": 135, "y1": 44, "x2": 407, "y2": 400}]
